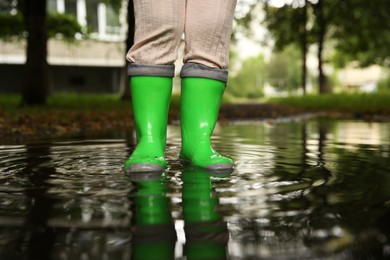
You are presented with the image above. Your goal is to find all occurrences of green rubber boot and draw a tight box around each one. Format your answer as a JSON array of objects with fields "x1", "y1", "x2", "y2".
[
  {"x1": 180, "y1": 77, "x2": 233, "y2": 171},
  {"x1": 124, "y1": 76, "x2": 172, "y2": 173}
]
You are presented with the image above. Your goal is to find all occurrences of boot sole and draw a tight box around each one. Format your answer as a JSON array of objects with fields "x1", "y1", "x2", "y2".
[
  {"x1": 124, "y1": 163, "x2": 165, "y2": 174},
  {"x1": 179, "y1": 156, "x2": 234, "y2": 174}
]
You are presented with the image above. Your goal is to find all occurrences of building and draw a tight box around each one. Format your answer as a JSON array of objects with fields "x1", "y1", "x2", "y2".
[{"x1": 0, "y1": 0, "x2": 128, "y2": 94}]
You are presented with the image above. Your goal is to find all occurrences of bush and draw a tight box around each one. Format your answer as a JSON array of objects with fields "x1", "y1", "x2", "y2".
[
  {"x1": 0, "y1": 13, "x2": 24, "y2": 39},
  {"x1": 47, "y1": 13, "x2": 83, "y2": 40},
  {"x1": 377, "y1": 76, "x2": 390, "y2": 93},
  {"x1": 0, "y1": 12, "x2": 83, "y2": 40}
]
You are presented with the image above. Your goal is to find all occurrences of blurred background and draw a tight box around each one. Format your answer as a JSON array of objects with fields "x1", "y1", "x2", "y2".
[
  {"x1": 1, "y1": 2, "x2": 390, "y2": 259},
  {"x1": 0, "y1": 0, "x2": 389, "y2": 105}
]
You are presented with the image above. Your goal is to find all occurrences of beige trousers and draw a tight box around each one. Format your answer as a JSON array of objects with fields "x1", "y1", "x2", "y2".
[{"x1": 126, "y1": 0, "x2": 237, "y2": 82}]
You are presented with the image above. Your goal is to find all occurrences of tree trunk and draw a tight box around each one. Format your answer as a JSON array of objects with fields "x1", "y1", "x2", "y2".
[
  {"x1": 22, "y1": 0, "x2": 49, "y2": 105},
  {"x1": 121, "y1": 0, "x2": 135, "y2": 100},
  {"x1": 318, "y1": 35, "x2": 327, "y2": 94},
  {"x1": 301, "y1": 1, "x2": 308, "y2": 95},
  {"x1": 316, "y1": 0, "x2": 328, "y2": 94},
  {"x1": 302, "y1": 44, "x2": 307, "y2": 95}
]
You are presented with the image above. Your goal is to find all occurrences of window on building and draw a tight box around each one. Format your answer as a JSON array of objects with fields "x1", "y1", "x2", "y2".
[
  {"x1": 86, "y1": 1, "x2": 99, "y2": 34},
  {"x1": 42, "y1": 0, "x2": 124, "y2": 41},
  {"x1": 47, "y1": 0, "x2": 57, "y2": 13},
  {"x1": 106, "y1": 6, "x2": 120, "y2": 35},
  {"x1": 64, "y1": 0, "x2": 77, "y2": 18}
]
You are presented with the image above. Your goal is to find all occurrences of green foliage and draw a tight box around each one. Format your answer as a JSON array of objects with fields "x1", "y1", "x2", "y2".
[
  {"x1": 170, "y1": 93, "x2": 180, "y2": 111},
  {"x1": 266, "y1": 45, "x2": 302, "y2": 92},
  {"x1": 47, "y1": 12, "x2": 83, "y2": 40},
  {"x1": 262, "y1": 1, "x2": 315, "y2": 93},
  {"x1": 331, "y1": 0, "x2": 390, "y2": 67},
  {"x1": 269, "y1": 92, "x2": 390, "y2": 114},
  {"x1": 102, "y1": 0, "x2": 123, "y2": 13},
  {"x1": 228, "y1": 46, "x2": 303, "y2": 98},
  {"x1": 261, "y1": 0, "x2": 390, "y2": 94},
  {"x1": 377, "y1": 75, "x2": 390, "y2": 93},
  {"x1": 325, "y1": 69, "x2": 342, "y2": 93},
  {"x1": 0, "y1": 94, "x2": 21, "y2": 110},
  {"x1": 234, "y1": 0, "x2": 259, "y2": 35},
  {"x1": 0, "y1": 11, "x2": 83, "y2": 40},
  {"x1": 46, "y1": 93, "x2": 126, "y2": 109},
  {"x1": 263, "y1": 2, "x2": 312, "y2": 51},
  {"x1": 228, "y1": 54, "x2": 266, "y2": 99},
  {"x1": 0, "y1": 13, "x2": 24, "y2": 39}
]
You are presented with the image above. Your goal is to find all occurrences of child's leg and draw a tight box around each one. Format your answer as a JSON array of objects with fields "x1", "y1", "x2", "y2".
[
  {"x1": 126, "y1": 0, "x2": 185, "y2": 66},
  {"x1": 179, "y1": 0, "x2": 237, "y2": 171},
  {"x1": 183, "y1": 0, "x2": 237, "y2": 70},
  {"x1": 124, "y1": 0, "x2": 185, "y2": 173}
]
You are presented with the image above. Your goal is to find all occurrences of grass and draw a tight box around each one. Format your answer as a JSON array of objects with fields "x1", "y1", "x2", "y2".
[
  {"x1": 0, "y1": 93, "x2": 185, "y2": 112},
  {"x1": 0, "y1": 94, "x2": 134, "y2": 142},
  {"x1": 1, "y1": 92, "x2": 390, "y2": 143},
  {"x1": 267, "y1": 92, "x2": 390, "y2": 115},
  {"x1": 2, "y1": 92, "x2": 390, "y2": 115},
  {"x1": 0, "y1": 93, "x2": 185, "y2": 142},
  {"x1": 2, "y1": 92, "x2": 390, "y2": 113},
  {"x1": 0, "y1": 93, "x2": 130, "y2": 111}
]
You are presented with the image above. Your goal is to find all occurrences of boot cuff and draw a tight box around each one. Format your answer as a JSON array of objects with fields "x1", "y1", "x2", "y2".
[
  {"x1": 180, "y1": 63, "x2": 228, "y2": 83},
  {"x1": 128, "y1": 63, "x2": 175, "y2": 77}
]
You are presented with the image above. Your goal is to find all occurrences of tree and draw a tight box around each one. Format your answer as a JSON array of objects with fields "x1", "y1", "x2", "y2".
[
  {"x1": 0, "y1": 0, "x2": 82, "y2": 105},
  {"x1": 0, "y1": 3, "x2": 81, "y2": 40},
  {"x1": 263, "y1": 0, "x2": 343, "y2": 94},
  {"x1": 300, "y1": 1, "x2": 308, "y2": 95},
  {"x1": 263, "y1": 0, "x2": 311, "y2": 94},
  {"x1": 263, "y1": 0, "x2": 390, "y2": 94},
  {"x1": 312, "y1": 0, "x2": 331, "y2": 93},
  {"x1": 266, "y1": 45, "x2": 301, "y2": 93},
  {"x1": 331, "y1": 0, "x2": 390, "y2": 68},
  {"x1": 21, "y1": 0, "x2": 48, "y2": 105},
  {"x1": 228, "y1": 54, "x2": 266, "y2": 98},
  {"x1": 263, "y1": 0, "x2": 328, "y2": 94}
]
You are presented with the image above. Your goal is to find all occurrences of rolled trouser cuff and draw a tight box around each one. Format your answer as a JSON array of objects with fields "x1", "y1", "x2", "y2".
[
  {"x1": 128, "y1": 63, "x2": 175, "y2": 77},
  {"x1": 180, "y1": 63, "x2": 228, "y2": 83}
]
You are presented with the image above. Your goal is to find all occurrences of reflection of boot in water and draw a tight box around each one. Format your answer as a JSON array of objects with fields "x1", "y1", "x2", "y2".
[
  {"x1": 130, "y1": 174, "x2": 176, "y2": 260},
  {"x1": 182, "y1": 168, "x2": 230, "y2": 260}
]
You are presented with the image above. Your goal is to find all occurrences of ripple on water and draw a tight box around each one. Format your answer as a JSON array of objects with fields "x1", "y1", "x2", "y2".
[
  {"x1": 0, "y1": 120, "x2": 389, "y2": 259},
  {"x1": 0, "y1": 140, "x2": 134, "y2": 238}
]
